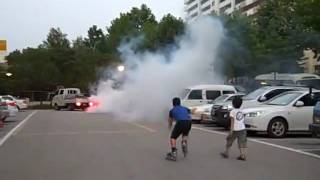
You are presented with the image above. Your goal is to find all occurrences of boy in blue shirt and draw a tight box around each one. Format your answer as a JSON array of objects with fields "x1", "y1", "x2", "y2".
[{"x1": 166, "y1": 97, "x2": 194, "y2": 161}]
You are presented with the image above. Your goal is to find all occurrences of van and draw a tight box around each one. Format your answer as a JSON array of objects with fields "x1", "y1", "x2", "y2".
[
  {"x1": 255, "y1": 73, "x2": 320, "y2": 89},
  {"x1": 180, "y1": 84, "x2": 237, "y2": 107}
]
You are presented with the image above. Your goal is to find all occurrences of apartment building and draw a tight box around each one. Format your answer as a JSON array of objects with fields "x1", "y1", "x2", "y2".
[{"x1": 185, "y1": 0, "x2": 264, "y2": 21}]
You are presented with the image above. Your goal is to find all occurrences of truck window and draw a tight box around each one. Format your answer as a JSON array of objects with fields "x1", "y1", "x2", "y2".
[
  {"x1": 206, "y1": 90, "x2": 221, "y2": 100},
  {"x1": 223, "y1": 91, "x2": 235, "y2": 94},
  {"x1": 188, "y1": 90, "x2": 202, "y2": 100}
]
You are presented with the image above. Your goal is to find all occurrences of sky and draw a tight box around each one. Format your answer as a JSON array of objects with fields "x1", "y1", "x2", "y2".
[{"x1": 0, "y1": 0, "x2": 184, "y2": 53}]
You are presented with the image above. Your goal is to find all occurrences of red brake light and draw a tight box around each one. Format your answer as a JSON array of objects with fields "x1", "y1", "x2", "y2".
[
  {"x1": 89, "y1": 102, "x2": 93, "y2": 107},
  {"x1": 76, "y1": 102, "x2": 81, "y2": 106},
  {"x1": 7, "y1": 102, "x2": 16, "y2": 106}
]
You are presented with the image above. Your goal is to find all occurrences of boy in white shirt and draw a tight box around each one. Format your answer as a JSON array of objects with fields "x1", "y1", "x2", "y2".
[{"x1": 221, "y1": 96, "x2": 247, "y2": 161}]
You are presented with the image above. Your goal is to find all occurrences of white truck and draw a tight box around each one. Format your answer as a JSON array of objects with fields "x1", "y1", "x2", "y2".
[{"x1": 51, "y1": 88, "x2": 92, "y2": 111}]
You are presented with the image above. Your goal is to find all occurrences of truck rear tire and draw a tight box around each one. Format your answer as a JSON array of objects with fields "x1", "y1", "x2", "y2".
[
  {"x1": 54, "y1": 104, "x2": 60, "y2": 111},
  {"x1": 67, "y1": 104, "x2": 74, "y2": 111}
]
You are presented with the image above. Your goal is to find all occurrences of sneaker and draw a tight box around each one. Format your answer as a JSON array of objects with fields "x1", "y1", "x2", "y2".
[
  {"x1": 237, "y1": 156, "x2": 246, "y2": 161},
  {"x1": 220, "y1": 152, "x2": 229, "y2": 159}
]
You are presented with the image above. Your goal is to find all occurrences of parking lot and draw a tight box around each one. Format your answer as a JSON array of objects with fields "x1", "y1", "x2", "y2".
[
  {"x1": 0, "y1": 110, "x2": 320, "y2": 180},
  {"x1": 193, "y1": 122, "x2": 320, "y2": 157}
]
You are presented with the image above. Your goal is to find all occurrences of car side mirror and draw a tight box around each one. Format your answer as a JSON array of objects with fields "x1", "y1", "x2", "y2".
[
  {"x1": 295, "y1": 101, "x2": 304, "y2": 107},
  {"x1": 259, "y1": 96, "x2": 267, "y2": 102}
]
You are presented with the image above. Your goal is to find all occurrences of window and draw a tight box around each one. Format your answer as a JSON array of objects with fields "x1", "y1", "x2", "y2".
[
  {"x1": 202, "y1": 5, "x2": 211, "y2": 12},
  {"x1": 190, "y1": 12, "x2": 198, "y2": 18},
  {"x1": 223, "y1": 91, "x2": 235, "y2": 94},
  {"x1": 298, "y1": 93, "x2": 320, "y2": 106},
  {"x1": 186, "y1": 0, "x2": 196, "y2": 5},
  {"x1": 2, "y1": 97, "x2": 13, "y2": 101},
  {"x1": 206, "y1": 90, "x2": 221, "y2": 100},
  {"x1": 220, "y1": 0, "x2": 226, "y2": 3},
  {"x1": 235, "y1": 0, "x2": 245, "y2": 5},
  {"x1": 265, "y1": 89, "x2": 293, "y2": 100},
  {"x1": 188, "y1": 4, "x2": 198, "y2": 13},
  {"x1": 201, "y1": 0, "x2": 209, "y2": 5},
  {"x1": 220, "y1": 3, "x2": 231, "y2": 13},
  {"x1": 59, "y1": 90, "x2": 64, "y2": 95},
  {"x1": 188, "y1": 90, "x2": 202, "y2": 100}
]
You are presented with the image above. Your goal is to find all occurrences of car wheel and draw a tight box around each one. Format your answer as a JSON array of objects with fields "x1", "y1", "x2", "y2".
[
  {"x1": 54, "y1": 104, "x2": 60, "y2": 111},
  {"x1": 267, "y1": 118, "x2": 288, "y2": 138},
  {"x1": 67, "y1": 104, "x2": 74, "y2": 111}
]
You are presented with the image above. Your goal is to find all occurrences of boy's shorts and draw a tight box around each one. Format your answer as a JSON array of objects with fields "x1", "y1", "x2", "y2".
[
  {"x1": 171, "y1": 120, "x2": 192, "y2": 139},
  {"x1": 226, "y1": 130, "x2": 247, "y2": 148}
]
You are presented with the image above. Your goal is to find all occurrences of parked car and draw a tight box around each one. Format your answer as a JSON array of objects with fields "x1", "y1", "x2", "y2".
[
  {"x1": 212, "y1": 86, "x2": 306, "y2": 129},
  {"x1": 0, "y1": 95, "x2": 28, "y2": 110},
  {"x1": 310, "y1": 101, "x2": 320, "y2": 138},
  {"x1": 0, "y1": 98, "x2": 10, "y2": 122},
  {"x1": 191, "y1": 93, "x2": 245, "y2": 122},
  {"x1": 244, "y1": 90, "x2": 320, "y2": 138},
  {"x1": 180, "y1": 84, "x2": 237, "y2": 107},
  {"x1": 52, "y1": 88, "x2": 92, "y2": 111},
  {"x1": 0, "y1": 96, "x2": 18, "y2": 119}
]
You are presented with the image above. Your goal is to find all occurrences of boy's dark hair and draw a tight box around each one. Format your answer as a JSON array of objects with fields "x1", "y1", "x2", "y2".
[
  {"x1": 172, "y1": 97, "x2": 181, "y2": 106},
  {"x1": 232, "y1": 96, "x2": 242, "y2": 109}
]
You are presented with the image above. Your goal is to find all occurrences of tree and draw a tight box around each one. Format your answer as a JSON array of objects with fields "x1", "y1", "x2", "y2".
[
  {"x1": 155, "y1": 14, "x2": 185, "y2": 49},
  {"x1": 43, "y1": 28, "x2": 70, "y2": 49},
  {"x1": 106, "y1": 4, "x2": 157, "y2": 53}
]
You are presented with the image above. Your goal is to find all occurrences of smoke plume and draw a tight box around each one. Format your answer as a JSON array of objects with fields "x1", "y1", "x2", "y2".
[{"x1": 90, "y1": 17, "x2": 225, "y2": 121}]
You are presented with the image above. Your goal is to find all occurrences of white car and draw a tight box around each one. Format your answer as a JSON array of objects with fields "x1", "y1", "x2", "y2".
[
  {"x1": 244, "y1": 90, "x2": 320, "y2": 138},
  {"x1": 0, "y1": 95, "x2": 28, "y2": 110},
  {"x1": 0, "y1": 97, "x2": 18, "y2": 118},
  {"x1": 191, "y1": 93, "x2": 245, "y2": 122}
]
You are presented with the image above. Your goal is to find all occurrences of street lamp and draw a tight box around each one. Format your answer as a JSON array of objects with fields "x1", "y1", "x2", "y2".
[{"x1": 117, "y1": 65, "x2": 125, "y2": 72}]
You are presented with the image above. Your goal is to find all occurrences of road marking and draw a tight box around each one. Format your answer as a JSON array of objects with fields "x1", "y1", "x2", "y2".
[
  {"x1": 0, "y1": 110, "x2": 38, "y2": 147},
  {"x1": 298, "y1": 149, "x2": 320, "y2": 151},
  {"x1": 192, "y1": 126, "x2": 320, "y2": 159},
  {"x1": 88, "y1": 130, "x2": 147, "y2": 134},
  {"x1": 130, "y1": 122, "x2": 156, "y2": 133},
  {"x1": 17, "y1": 130, "x2": 146, "y2": 137}
]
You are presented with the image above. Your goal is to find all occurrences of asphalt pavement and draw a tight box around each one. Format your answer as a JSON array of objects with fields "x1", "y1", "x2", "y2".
[{"x1": 0, "y1": 110, "x2": 319, "y2": 180}]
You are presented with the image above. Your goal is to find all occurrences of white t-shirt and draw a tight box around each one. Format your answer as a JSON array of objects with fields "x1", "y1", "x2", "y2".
[{"x1": 229, "y1": 108, "x2": 246, "y2": 131}]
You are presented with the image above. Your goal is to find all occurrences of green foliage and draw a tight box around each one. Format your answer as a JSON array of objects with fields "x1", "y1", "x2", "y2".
[{"x1": 3, "y1": 1, "x2": 320, "y2": 95}]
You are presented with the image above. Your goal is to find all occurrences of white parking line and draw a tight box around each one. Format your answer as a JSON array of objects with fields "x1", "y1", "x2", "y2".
[
  {"x1": 129, "y1": 122, "x2": 157, "y2": 133},
  {"x1": 192, "y1": 126, "x2": 320, "y2": 159},
  {"x1": 0, "y1": 111, "x2": 38, "y2": 147}
]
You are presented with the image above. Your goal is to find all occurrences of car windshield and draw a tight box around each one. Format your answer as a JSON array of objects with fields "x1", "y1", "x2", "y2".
[
  {"x1": 242, "y1": 88, "x2": 268, "y2": 100},
  {"x1": 266, "y1": 92, "x2": 303, "y2": 106},
  {"x1": 213, "y1": 95, "x2": 229, "y2": 103},
  {"x1": 180, "y1": 89, "x2": 191, "y2": 99}
]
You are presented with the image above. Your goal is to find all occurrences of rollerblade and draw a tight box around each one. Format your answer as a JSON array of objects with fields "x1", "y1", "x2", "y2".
[
  {"x1": 182, "y1": 142, "x2": 188, "y2": 157},
  {"x1": 166, "y1": 151, "x2": 177, "y2": 161}
]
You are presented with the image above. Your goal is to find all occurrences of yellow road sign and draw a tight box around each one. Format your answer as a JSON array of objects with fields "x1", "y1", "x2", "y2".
[{"x1": 0, "y1": 40, "x2": 7, "y2": 51}]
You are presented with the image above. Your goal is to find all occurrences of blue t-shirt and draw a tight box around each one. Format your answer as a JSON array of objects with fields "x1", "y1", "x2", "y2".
[{"x1": 169, "y1": 105, "x2": 191, "y2": 121}]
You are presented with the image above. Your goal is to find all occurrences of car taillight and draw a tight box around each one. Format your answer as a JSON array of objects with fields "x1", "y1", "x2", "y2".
[
  {"x1": 76, "y1": 102, "x2": 81, "y2": 106},
  {"x1": 89, "y1": 102, "x2": 93, "y2": 107},
  {"x1": 7, "y1": 102, "x2": 16, "y2": 106}
]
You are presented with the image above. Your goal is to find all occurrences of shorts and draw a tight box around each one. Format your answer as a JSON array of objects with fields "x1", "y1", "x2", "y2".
[
  {"x1": 226, "y1": 130, "x2": 247, "y2": 148},
  {"x1": 170, "y1": 120, "x2": 192, "y2": 139}
]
